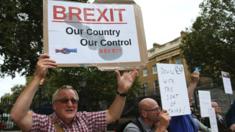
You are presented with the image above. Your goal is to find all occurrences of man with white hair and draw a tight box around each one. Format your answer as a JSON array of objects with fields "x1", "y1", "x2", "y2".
[
  {"x1": 211, "y1": 101, "x2": 227, "y2": 132},
  {"x1": 10, "y1": 54, "x2": 138, "y2": 132}
]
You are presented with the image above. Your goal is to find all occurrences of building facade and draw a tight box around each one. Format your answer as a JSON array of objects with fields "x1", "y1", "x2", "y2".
[
  {"x1": 138, "y1": 34, "x2": 234, "y2": 113},
  {"x1": 138, "y1": 34, "x2": 191, "y2": 97}
]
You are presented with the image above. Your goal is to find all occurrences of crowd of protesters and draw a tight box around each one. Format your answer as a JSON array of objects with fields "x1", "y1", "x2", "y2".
[{"x1": 9, "y1": 54, "x2": 235, "y2": 132}]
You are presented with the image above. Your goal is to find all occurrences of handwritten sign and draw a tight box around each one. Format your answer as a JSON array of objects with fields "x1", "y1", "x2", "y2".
[
  {"x1": 198, "y1": 90, "x2": 212, "y2": 117},
  {"x1": 43, "y1": 0, "x2": 147, "y2": 69},
  {"x1": 157, "y1": 64, "x2": 191, "y2": 116},
  {"x1": 222, "y1": 71, "x2": 233, "y2": 94},
  {"x1": 209, "y1": 108, "x2": 219, "y2": 132}
]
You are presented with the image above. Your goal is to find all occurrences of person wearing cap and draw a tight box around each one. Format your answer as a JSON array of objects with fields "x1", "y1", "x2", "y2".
[{"x1": 10, "y1": 54, "x2": 138, "y2": 132}]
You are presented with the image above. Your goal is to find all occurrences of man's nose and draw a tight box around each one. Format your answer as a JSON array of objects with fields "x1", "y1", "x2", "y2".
[{"x1": 67, "y1": 100, "x2": 74, "y2": 106}]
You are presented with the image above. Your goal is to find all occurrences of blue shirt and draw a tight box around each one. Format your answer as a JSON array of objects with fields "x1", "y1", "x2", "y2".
[{"x1": 168, "y1": 115, "x2": 199, "y2": 132}]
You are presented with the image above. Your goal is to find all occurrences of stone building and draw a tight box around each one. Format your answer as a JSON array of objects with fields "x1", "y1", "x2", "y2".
[
  {"x1": 138, "y1": 34, "x2": 190, "y2": 97},
  {"x1": 138, "y1": 33, "x2": 234, "y2": 113}
]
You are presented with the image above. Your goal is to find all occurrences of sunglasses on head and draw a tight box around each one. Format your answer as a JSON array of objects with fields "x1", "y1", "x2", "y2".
[{"x1": 54, "y1": 98, "x2": 78, "y2": 104}]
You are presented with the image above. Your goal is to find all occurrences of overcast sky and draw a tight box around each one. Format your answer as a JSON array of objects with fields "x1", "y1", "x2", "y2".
[
  {"x1": 134, "y1": 0, "x2": 202, "y2": 49},
  {"x1": 0, "y1": 0, "x2": 203, "y2": 98}
]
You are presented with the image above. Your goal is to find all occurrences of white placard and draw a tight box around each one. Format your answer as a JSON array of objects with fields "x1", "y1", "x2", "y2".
[
  {"x1": 47, "y1": 0, "x2": 140, "y2": 64},
  {"x1": 209, "y1": 108, "x2": 219, "y2": 132},
  {"x1": 157, "y1": 64, "x2": 191, "y2": 116},
  {"x1": 198, "y1": 90, "x2": 212, "y2": 117},
  {"x1": 222, "y1": 71, "x2": 233, "y2": 94}
]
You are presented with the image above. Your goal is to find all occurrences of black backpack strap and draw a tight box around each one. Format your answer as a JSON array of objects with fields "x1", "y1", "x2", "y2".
[{"x1": 131, "y1": 118, "x2": 146, "y2": 132}]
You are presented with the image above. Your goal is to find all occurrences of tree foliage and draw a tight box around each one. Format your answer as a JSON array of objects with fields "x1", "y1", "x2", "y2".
[
  {"x1": 0, "y1": 0, "x2": 87, "y2": 77},
  {"x1": 0, "y1": 85, "x2": 24, "y2": 113},
  {"x1": 0, "y1": 68, "x2": 140, "y2": 113},
  {"x1": 181, "y1": 0, "x2": 235, "y2": 86},
  {"x1": 0, "y1": 0, "x2": 141, "y2": 113},
  {"x1": 43, "y1": 67, "x2": 140, "y2": 111}
]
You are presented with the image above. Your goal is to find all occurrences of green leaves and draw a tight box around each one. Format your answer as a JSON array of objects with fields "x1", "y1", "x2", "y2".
[
  {"x1": 0, "y1": 0, "x2": 87, "y2": 77},
  {"x1": 181, "y1": 0, "x2": 235, "y2": 87}
]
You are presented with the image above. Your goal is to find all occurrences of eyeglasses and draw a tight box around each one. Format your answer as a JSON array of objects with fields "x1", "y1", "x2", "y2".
[
  {"x1": 144, "y1": 107, "x2": 161, "y2": 112},
  {"x1": 54, "y1": 98, "x2": 78, "y2": 104}
]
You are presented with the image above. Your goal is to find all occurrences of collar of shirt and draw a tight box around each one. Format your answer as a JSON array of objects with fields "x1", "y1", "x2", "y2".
[{"x1": 50, "y1": 113, "x2": 77, "y2": 128}]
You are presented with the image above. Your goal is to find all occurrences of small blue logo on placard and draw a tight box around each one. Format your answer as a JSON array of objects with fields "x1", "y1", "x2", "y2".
[{"x1": 55, "y1": 48, "x2": 77, "y2": 54}]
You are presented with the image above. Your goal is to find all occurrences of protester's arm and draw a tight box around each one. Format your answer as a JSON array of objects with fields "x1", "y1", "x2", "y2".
[
  {"x1": 155, "y1": 111, "x2": 171, "y2": 132},
  {"x1": 194, "y1": 118, "x2": 211, "y2": 132},
  {"x1": 188, "y1": 72, "x2": 200, "y2": 104},
  {"x1": 106, "y1": 69, "x2": 138, "y2": 124},
  {"x1": 10, "y1": 54, "x2": 56, "y2": 131}
]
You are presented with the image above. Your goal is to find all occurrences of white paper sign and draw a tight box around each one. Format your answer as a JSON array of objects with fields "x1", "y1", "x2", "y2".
[
  {"x1": 198, "y1": 90, "x2": 212, "y2": 117},
  {"x1": 47, "y1": 1, "x2": 140, "y2": 64},
  {"x1": 209, "y1": 108, "x2": 219, "y2": 132},
  {"x1": 157, "y1": 64, "x2": 191, "y2": 116},
  {"x1": 222, "y1": 71, "x2": 233, "y2": 94}
]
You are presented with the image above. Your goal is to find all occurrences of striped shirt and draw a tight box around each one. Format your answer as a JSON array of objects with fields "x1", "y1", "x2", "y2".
[{"x1": 30, "y1": 111, "x2": 107, "y2": 132}]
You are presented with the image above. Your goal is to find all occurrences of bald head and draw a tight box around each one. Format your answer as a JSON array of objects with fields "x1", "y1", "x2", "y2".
[
  {"x1": 138, "y1": 98, "x2": 159, "y2": 112},
  {"x1": 138, "y1": 98, "x2": 161, "y2": 124},
  {"x1": 211, "y1": 101, "x2": 219, "y2": 108}
]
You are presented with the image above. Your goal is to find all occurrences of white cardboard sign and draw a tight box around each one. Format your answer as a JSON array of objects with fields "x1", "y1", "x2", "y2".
[
  {"x1": 198, "y1": 90, "x2": 212, "y2": 117},
  {"x1": 157, "y1": 64, "x2": 191, "y2": 116},
  {"x1": 43, "y1": 0, "x2": 147, "y2": 68},
  {"x1": 222, "y1": 71, "x2": 233, "y2": 94},
  {"x1": 209, "y1": 108, "x2": 219, "y2": 132}
]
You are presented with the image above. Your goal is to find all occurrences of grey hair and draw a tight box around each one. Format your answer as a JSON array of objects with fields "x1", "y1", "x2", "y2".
[{"x1": 52, "y1": 85, "x2": 79, "y2": 104}]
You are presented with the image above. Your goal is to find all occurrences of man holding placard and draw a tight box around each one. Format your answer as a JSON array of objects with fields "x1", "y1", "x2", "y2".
[
  {"x1": 157, "y1": 64, "x2": 200, "y2": 132},
  {"x1": 123, "y1": 98, "x2": 171, "y2": 132},
  {"x1": 10, "y1": 54, "x2": 138, "y2": 131}
]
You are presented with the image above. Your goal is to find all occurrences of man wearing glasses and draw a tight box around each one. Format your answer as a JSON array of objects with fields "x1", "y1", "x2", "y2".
[
  {"x1": 124, "y1": 98, "x2": 171, "y2": 132},
  {"x1": 10, "y1": 54, "x2": 138, "y2": 132}
]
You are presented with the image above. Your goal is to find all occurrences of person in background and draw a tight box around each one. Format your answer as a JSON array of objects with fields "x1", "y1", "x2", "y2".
[
  {"x1": 192, "y1": 115, "x2": 211, "y2": 132},
  {"x1": 10, "y1": 54, "x2": 138, "y2": 132},
  {"x1": 211, "y1": 101, "x2": 228, "y2": 132},
  {"x1": 123, "y1": 98, "x2": 171, "y2": 132},
  {"x1": 226, "y1": 100, "x2": 235, "y2": 132},
  {"x1": 168, "y1": 71, "x2": 200, "y2": 132}
]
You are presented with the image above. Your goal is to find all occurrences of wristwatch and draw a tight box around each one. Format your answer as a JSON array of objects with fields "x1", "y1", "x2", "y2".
[{"x1": 116, "y1": 90, "x2": 127, "y2": 97}]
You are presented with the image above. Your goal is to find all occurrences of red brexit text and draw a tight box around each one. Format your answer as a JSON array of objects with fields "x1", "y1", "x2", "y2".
[{"x1": 53, "y1": 5, "x2": 127, "y2": 24}]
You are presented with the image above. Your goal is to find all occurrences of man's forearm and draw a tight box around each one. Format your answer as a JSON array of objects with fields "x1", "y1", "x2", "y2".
[
  {"x1": 10, "y1": 76, "x2": 41, "y2": 122},
  {"x1": 188, "y1": 72, "x2": 200, "y2": 101},
  {"x1": 188, "y1": 82, "x2": 198, "y2": 100},
  {"x1": 106, "y1": 94, "x2": 126, "y2": 124}
]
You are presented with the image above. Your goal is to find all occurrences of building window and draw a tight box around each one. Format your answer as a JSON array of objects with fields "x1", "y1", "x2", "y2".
[
  {"x1": 175, "y1": 56, "x2": 182, "y2": 64},
  {"x1": 160, "y1": 59, "x2": 168, "y2": 63},
  {"x1": 143, "y1": 68, "x2": 148, "y2": 77},
  {"x1": 152, "y1": 64, "x2": 157, "y2": 74},
  {"x1": 139, "y1": 83, "x2": 148, "y2": 97},
  {"x1": 153, "y1": 82, "x2": 156, "y2": 95},
  {"x1": 154, "y1": 80, "x2": 159, "y2": 89},
  {"x1": 143, "y1": 83, "x2": 148, "y2": 96},
  {"x1": 154, "y1": 80, "x2": 160, "y2": 95}
]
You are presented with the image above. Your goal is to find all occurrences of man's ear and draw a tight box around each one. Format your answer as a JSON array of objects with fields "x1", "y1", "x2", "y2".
[{"x1": 142, "y1": 111, "x2": 147, "y2": 118}]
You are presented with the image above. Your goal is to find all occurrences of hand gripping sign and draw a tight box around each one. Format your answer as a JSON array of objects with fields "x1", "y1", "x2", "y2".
[{"x1": 43, "y1": 0, "x2": 147, "y2": 70}]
